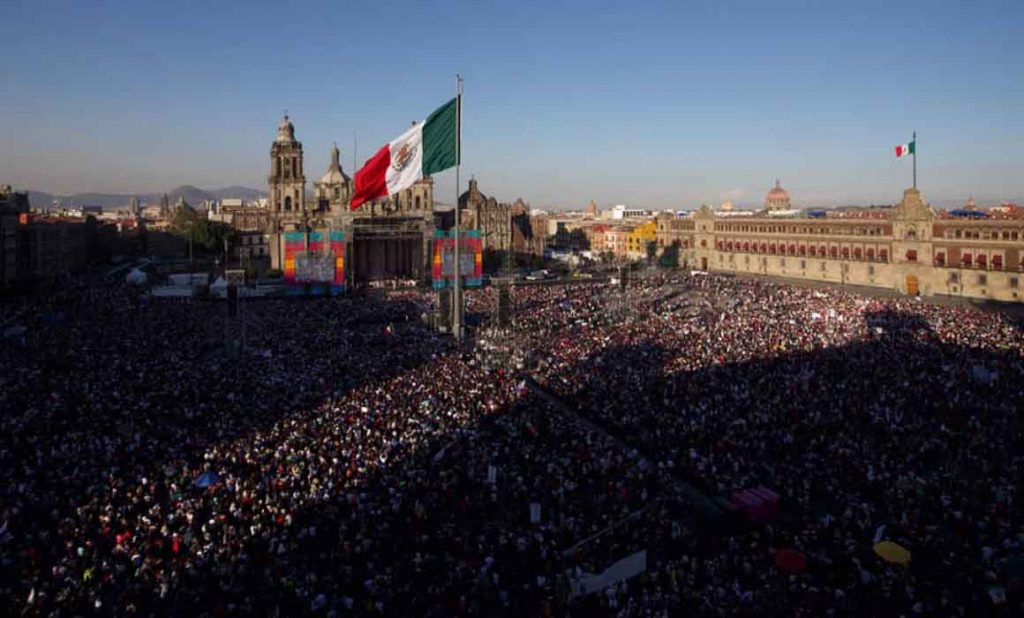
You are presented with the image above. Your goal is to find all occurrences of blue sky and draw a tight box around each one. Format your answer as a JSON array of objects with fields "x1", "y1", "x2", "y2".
[{"x1": 3, "y1": 0, "x2": 1021, "y2": 209}]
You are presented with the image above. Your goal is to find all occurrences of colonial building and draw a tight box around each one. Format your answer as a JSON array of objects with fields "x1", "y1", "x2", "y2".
[
  {"x1": 657, "y1": 183, "x2": 1024, "y2": 303},
  {"x1": 262, "y1": 116, "x2": 434, "y2": 284},
  {"x1": 450, "y1": 179, "x2": 546, "y2": 267},
  {"x1": 458, "y1": 178, "x2": 512, "y2": 255},
  {"x1": 511, "y1": 199, "x2": 546, "y2": 260},
  {"x1": 1, "y1": 185, "x2": 30, "y2": 286}
]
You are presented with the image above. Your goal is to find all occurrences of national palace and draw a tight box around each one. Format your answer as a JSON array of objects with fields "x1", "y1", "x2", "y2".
[{"x1": 656, "y1": 183, "x2": 1024, "y2": 303}]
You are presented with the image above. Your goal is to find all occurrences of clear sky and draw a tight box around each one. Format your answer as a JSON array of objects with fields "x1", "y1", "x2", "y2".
[{"x1": 3, "y1": 0, "x2": 1021, "y2": 209}]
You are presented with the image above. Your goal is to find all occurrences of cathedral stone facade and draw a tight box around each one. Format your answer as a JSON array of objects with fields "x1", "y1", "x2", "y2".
[
  {"x1": 458, "y1": 179, "x2": 512, "y2": 254},
  {"x1": 265, "y1": 116, "x2": 434, "y2": 284}
]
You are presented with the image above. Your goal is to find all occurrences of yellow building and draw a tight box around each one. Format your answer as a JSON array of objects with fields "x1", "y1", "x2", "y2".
[{"x1": 627, "y1": 220, "x2": 657, "y2": 260}]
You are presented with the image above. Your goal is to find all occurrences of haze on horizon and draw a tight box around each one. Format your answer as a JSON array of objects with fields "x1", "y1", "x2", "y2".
[{"x1": 2, "y1": 0, "x2": 1021, "y2": 210}]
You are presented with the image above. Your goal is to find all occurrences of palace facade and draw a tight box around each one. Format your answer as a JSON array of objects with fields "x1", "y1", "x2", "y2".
[{"x1": 658, "y1": 184, "x2": 1024, "y2": 303}]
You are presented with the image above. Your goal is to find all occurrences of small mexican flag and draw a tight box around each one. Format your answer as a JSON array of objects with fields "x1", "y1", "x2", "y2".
[
  {"x1": 351, "y1": 97, "x2": 460, "y2": 210},
  {"x1": 895, "y1": 141, "x2": 915, "y2": 158}
]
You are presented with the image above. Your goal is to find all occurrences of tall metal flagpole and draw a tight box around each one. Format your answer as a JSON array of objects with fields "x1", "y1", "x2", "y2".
[
  {"x1": 453, "y1": 74, "x2": 464, "y2": 341},
  {"x1": 912, "y1": 131, "x2": 917, "y2": 189}
]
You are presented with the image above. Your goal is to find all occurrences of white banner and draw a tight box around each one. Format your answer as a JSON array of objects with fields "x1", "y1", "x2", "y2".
[{"x1": 571, "y1": 550, "x2": 647, "y2": 598}]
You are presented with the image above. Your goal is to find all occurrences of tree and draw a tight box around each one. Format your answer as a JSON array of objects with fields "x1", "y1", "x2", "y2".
[
  {"x1": 170, "y1": 205, "x2": 198, "y2": 235},
  {"x1": 659, "y1": 242, "x2": 680, "y2": 269},
  {"x1": 170, "y1": 207, "x2": 236, "y2": 255},
  {"x1": 193, "y1": 219, "x2": 236, "y2": 253},
  {"x1": 645, "y1": 240, "x2": 658, "y2": 264}
]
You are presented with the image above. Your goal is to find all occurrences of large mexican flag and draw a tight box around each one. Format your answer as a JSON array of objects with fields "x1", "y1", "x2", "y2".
[{"x1": 351, "y1": 97, "x2": 460, "y2": 210}]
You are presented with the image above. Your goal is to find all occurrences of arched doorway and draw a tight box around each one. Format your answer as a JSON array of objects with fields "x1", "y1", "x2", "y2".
[
  {"x1": 701, "y1": 256, "x2": 708, "y2": 271},
  {"x1": 284, "y1": 196, "x2": 292, "y2": 211}
]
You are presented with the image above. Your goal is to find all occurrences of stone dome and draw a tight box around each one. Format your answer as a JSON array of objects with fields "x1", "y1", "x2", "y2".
[
  {"x1": 764, "y1": 179, "x2": 791, "y2": 210},
  {"x1": 318, "y1": 144, "x2": 350, "y2": 185}
]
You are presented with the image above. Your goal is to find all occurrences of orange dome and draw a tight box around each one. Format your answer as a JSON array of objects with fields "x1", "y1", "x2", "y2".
[
  {"x1": 764, "y1": 179, "x2": 791, "y2": 211},
  {"x1": 766, "y1": 179, "x2": 789, "y2": 199}
]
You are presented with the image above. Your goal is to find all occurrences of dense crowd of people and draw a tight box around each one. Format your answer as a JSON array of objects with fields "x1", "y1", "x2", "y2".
[
  {"x1": 2, "y1": 272, "x2": 1023, "y2": 615},
  {"x1": 505, "y1": 275, "x2": 1024, "y2": 614}
]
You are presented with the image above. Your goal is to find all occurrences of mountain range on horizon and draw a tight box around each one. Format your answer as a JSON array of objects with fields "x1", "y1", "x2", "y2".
[
  {"x1": 25, "y1": 185, "x2": 265, "y2": 211},
  {"x1": 18, "y1": 185, "x2": 1020, "y2": 214}
]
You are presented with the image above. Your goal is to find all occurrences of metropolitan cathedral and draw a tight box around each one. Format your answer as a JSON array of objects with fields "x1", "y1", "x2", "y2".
[{"x1": 266, "y1": 115, "x2": 435, "y2": 283}]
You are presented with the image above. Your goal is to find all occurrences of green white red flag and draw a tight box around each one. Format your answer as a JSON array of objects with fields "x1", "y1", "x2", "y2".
[
  {"x1": 351, "y1": 97, "x2": 460, "y2": 210},
  {"x1": 895, "y1": 141, "x2": 915, "y2": 158}
]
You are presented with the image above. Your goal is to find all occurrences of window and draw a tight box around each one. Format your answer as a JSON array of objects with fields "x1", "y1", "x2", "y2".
[
  {"x1": 905, "y1": 249, "x2": 917, "y2": 262},
  {"x1": 978, "y1": 274, "x2": 987, "y2": 285},
  {"x1": 801, "y1": 260, "x2": 806, "y2": 269},
  {"x1": 868, "y1": 265, "x2": 875, "y2": 275},
  {"x1": 949, "y1": 272, "x2": 960, "y2": 284},
  {"x1": 1011, "y1": 277, "x2": 1019, "y2": 289}
]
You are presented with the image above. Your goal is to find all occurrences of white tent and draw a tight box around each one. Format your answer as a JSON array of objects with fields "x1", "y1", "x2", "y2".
[
  {"x1": 169, "y1": 273, "x2": 209, "y2": 287},
  {"x1": 210, "y1": 276, "x2": 229, "y2": 297},
  {"x1": 126, "y1": 268, "x2": 148, "y2": 285}
]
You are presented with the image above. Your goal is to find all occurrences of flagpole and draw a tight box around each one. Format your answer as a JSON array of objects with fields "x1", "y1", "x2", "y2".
[
  {"x1": 453, "y1": 73, "x2": 463, "y2": 341},
  {"x1": 912, "y1": 131, "x2": 917, "y2": 189}
]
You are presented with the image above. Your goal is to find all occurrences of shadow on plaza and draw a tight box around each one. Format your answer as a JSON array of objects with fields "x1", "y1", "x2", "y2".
[
  {"x1": 533, "y1": 307, "x2": 1024, "y2": 603},
  {"x1": 10, "y1": 290, "x2": 640, "y2": 616},
  {"x1": 10, "y1": 293, "x2": 1024, "y2": 615},
  {"x1": 550, "y1": 307, "x2": 1024, "y2": 508}
]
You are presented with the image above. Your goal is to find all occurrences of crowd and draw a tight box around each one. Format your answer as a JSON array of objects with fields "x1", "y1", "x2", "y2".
[
  {"x1": 510, "y1": 273, "x2": 1024, "y2": 614},
  {"x1": 1, "y1": 271, "x2": 1022, "y2": 615}
]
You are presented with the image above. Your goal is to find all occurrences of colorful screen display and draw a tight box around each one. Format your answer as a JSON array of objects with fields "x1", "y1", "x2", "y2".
[
  {"x1": 283, "y1": 230, "x2": 345, "y2": 295},
  {"x1": 433, "y1": 229, "x2": 482, "y2": 289}
]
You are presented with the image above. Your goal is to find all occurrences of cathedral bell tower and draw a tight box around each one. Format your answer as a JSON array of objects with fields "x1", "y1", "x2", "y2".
[{"x1": 269, "y1": 115, "x2": 305, "y2": 214}]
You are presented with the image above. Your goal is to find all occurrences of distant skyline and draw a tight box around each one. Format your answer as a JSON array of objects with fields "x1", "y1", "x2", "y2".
[{"x1": 3, "y1": 0, "x2": 1021, "y2": 209}]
